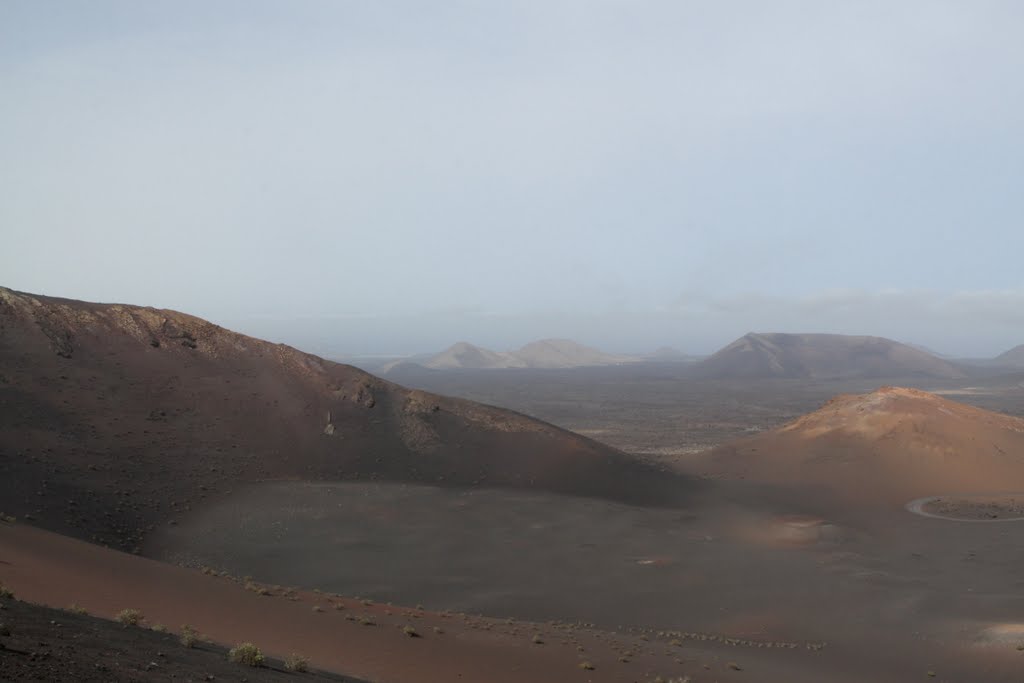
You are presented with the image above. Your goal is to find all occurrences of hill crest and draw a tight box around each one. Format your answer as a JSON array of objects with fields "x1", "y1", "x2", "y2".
[
  {"x1": 693, "y1": 386, "x2": 1024, "y2": 503},
  {"x1": 692, "y1": 332, "x2": 965, "y2": 379},
  {"x1": 385, "y1": 337, "x2": 636, "y2": 372},
  {"x1": 995, "y1": 344, "x2": 1024, "y2": 367}
]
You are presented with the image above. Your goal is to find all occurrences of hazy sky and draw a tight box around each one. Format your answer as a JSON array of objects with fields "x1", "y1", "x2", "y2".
[{"x1": 3, "y1": 1, "x2": 1023, "y2": 357}]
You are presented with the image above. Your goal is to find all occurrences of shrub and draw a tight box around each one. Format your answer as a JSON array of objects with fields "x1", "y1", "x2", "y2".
[
  {"x1": 180, "y1": 624, "x2": 198, "y2": 647},
  {"x1": 244, "y1": 581, "x2": 270, "y2": 596},
  {"x1": 67, "y1": 604, "x2": 89, "y2": 615},
  {"x1": 228, "y1": 642, "x2": 265, "y2": 667},
  {"x1": 116, "y1": 608, "x2": 142, "y2": 626},
  {"x1": 579, "y1": 661, "x2": 595, "y2": 670},
  {"x1": 151, "y1": 623, "x2": 168, "y2": 633},
  {"x1": 0, "y1": 584, "x2": 14, "y2": 599},
  {"x1": 532, "y1": 633, "x2": 544, "y2": 645},
  {"x1": 285, "y1": 653, "x2": 309, "y2": 672},
  {"x1": 402, "y1": 625, "x2": 420, "y2": 638}
]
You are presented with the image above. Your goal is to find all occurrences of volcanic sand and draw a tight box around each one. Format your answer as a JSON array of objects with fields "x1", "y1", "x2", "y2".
[
  {"x1": 139, "y1": 480, "x2": 1024, "y2": 682},
  {"x1": 0, "y1": 518, "x2": 862, "y2": 683}
]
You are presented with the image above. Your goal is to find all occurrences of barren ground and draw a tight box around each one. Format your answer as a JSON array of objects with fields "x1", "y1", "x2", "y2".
[
  {"x1": 384, "y1": 365, "x2": 1024, "y2": 459},
  {"x1": 8, "y1": 289, "x2": 1024, "y2": 682},
  {"x1": 145, "y1": 478, "x2": 1024, "y2": 682}
]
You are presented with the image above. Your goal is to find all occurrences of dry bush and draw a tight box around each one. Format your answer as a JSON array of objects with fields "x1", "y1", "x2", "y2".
[
  {"x1": 116, "y1": 608, "x2": 142, "y2": 626},
  {"x1": 228, "y1": 642, "x2": 265, "y2": 667},
  {"x1": 180, "y1": 624, "x2": 199, "y2": 648},
  {"x1": 285, "y1": 653, "x2": 309, "y2": 672}
]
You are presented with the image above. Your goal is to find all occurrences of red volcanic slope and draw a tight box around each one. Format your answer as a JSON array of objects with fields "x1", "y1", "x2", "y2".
[{"x1": 692, "y1": 386, "x2": 1024, "y2": 504}]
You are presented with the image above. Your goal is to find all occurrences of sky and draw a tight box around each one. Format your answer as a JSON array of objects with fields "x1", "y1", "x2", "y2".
[{"x1": 2, "y1": 1, "x2": 1023, "y2": 358}]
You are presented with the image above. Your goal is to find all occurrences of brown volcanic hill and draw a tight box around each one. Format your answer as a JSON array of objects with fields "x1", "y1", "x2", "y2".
[
  {"x1": 420, "y1": 341, "x2": 526, "y2": 370},
  {"x1": 995, "y1": 344, "x2": 1024, "y2": 367},
  {"x1": 513, "y1": 338, "x2": 635, "y2": 368},
  {"x1": 692, "y1": 332, "x2": 965, "y2": 380},
  {"x1": 0, "y1": 288, "x2": 694, "y2": 551},
  {"x1": 384, "y1": 339, "x2": 637, "y2": 373},
  {"x1": 385, "y1": 339, "x2": 636, "y2": 373},
  {"x1": 692, "y1": 386, "x2": 1024, "y2": 504}
]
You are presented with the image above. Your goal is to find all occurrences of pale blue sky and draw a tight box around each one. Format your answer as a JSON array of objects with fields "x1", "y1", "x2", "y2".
[{"x1": 2, "y1": 1, "x2": 1023, "y2": 356}]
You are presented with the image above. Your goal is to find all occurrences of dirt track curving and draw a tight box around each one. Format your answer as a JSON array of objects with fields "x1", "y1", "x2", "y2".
[{"x1": 905, "y1": 494, "x2": 1024, "y2": 522}]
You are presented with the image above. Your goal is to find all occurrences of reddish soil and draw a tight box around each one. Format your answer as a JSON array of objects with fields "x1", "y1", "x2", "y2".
[
  {"x1": 0, "y1": 521, "x2": 797, "y2": 683},
  {"x1": 691, "y1": 386, "x2": 1024, "y2": 506}
]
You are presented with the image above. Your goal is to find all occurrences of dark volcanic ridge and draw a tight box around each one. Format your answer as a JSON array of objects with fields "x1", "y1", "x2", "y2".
[
  {"x1": 0, "y1": 598, "x2": 360, "y2": 683},
  {"x1": 0, "y1": 287, "x2": 695, "y2": 551},
  {"x1": 692, "y1": 332, "x2": 966, "y2": 380}
]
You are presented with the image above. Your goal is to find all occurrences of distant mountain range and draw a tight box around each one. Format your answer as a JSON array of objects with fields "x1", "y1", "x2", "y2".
[
  {"x1": 364, "y1": 332, "x2": 1021, "y2": 379},
  {"x1": 690, "y1": 332, "x2": 966, "y2": 380},
  {"x1": 380, "y1": 339, "x2": 696, "y2": 373}
]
